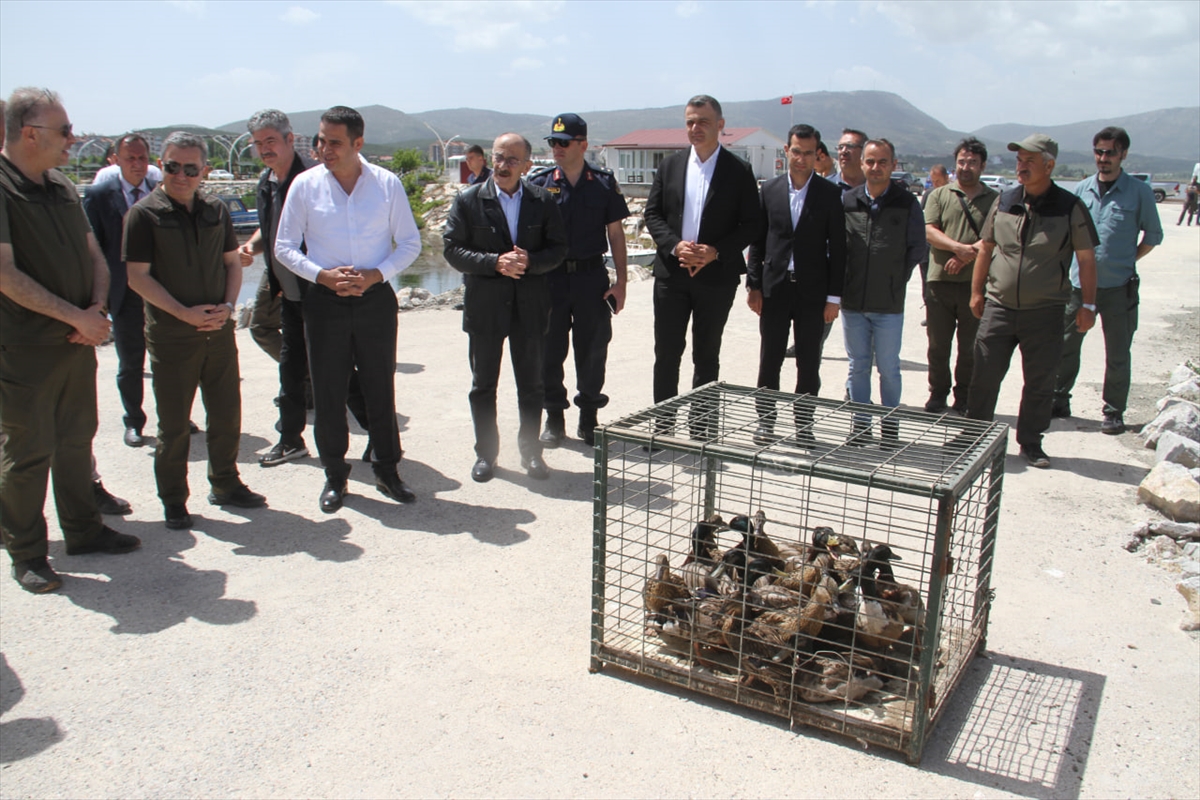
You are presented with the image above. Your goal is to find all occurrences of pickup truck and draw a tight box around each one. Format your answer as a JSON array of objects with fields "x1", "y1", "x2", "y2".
[
  {"x1": 217, "y1": 195, "x2": 259, "y2": 232},
  {"x1": 1129, "y1": 173, "x2": 1180, "y2": 203}
]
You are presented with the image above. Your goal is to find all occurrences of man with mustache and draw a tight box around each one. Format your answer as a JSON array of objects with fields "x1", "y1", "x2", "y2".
[
  {"x1": 443, "y1": 133, "x2": 568, "y2": 482},
  {"x1": 967, "y1": 135, "x2": 1099, "y2": 468}
]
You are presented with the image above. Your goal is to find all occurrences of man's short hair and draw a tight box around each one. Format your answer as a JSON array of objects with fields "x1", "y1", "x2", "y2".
[
  {"x1": 817, "y1": 140, "x2": 830, "y2": 158},
  {"x1": 321, "y1": 106, "x2": 364, "y2": 141},
  {"x1": 841, "y1": 127, "x2": 868, "y2": 143},
  {"x1": 248, "y1": 109, "x2": 292, "y2": 137},
  {"x1": 161, "y1": 131, "x2": 208, "y2": 160},
  {"x1": 863, "y1": 138, "x2": 895, "y2": 159},
  {"x1": 115, "y1": 133, "x2": 149, "y2": 155},
  {"x1": 494, "y1": 133, "x2": 532, "y2": 160},
  {"x1": 465, "y1": 144, "x2": 485, "y2": 157},
  {"x1": 686, "y1": 94, "x2": 723, "y2": 119},
  {"x1": 1093, "y1": 126, "x2": 1130, "y2": 152},
  {"x1": 931, "y1": 164, "x2": 948, "y2": 176},
  {"x1": 5, "y1": 87, "x2": 61, "y2": 146},
  {"x1": 787, "y1": 124, "x2": 820, "y2": 144},
  {"x1": 954, "y1": 136, "x2": 988, "y2": 164}
]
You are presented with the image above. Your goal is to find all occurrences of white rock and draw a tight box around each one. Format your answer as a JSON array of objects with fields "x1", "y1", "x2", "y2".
[
  {"x1": 1142, "y1": 401, "x2": 1200, "y2": 448},
  {"x1": 1137, "y1": 462, "x2": 1200, "y2": 522},
  {"x1": 1181, "y1": 559, "x2": 1200, "y2": 579},
  {"x1": 1184, "y1": 542, "x2": 1200, "y2": 560},
  {"x1": 1156, "y1": 430, "x2": 1200, "y2": 468},
  {"x1": 1149, "y1": 520, "x2": 1200, "y2": 540},
  {"x1": 1143, "y1": 535, "x2": 1183, "y2": 567},
  {"x1": 1168, "y1": 379, "x2": 1200, "y2": 402},
  {"x1": 1177, "y1": 575, "x2": 1200, "y2": 631},
  {"x1": 412, "y1": 288, "x2": 432, "y2": 300},
  {"x1": 1169, "y1": 363, "x2": 1199, "y2": 385},
  {"x1": 1156, "y1": 395, "x2": 1197, "y2": 413}
]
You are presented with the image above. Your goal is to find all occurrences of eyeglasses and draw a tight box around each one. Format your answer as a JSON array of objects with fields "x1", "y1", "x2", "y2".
[
  {"x1": 163, "y1": 161, "x2": 202, "y2": 178},
  {"x1": 836, "y1": 143, "x2": 863, "y2": 153},
  {"x1": 27, "y1": 123, "x2": 74, "y2": 138},
  {"x1": 548, "y1": 139, "x2": 582, "y2": 149},
  {"x1": 1093, "y1": 148, "x2": 1122, "y2": 157},
  {"x1": 492, "y1": 154, "x2": 526, "y2": 168}
]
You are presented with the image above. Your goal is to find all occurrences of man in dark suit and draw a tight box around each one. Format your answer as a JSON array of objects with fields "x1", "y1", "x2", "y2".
[
  {"x1": 443, "y1": 133, "x2": 568, "y2": 483},
  {"x1": 83, "y1": 133, "x2": 156, "y2": 446},
  {"x1": 643, "y1": 95, "x2": 761, "y2": 430},
  {"x1": 746, "y1": 124, "x2": 846, "y2": 444}
]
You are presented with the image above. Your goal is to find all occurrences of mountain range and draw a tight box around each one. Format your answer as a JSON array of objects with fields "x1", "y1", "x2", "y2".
[{"x1": 205, "y1": 91, "x2": 1200, "y2": 171}]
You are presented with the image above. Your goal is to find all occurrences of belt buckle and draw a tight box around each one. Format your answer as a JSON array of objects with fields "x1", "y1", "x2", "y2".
[{"x1": 787, "y1": 271, "x2": 798, "y2": 283}]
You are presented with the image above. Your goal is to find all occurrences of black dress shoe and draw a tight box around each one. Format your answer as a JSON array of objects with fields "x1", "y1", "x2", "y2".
[
  {"x1": 164, "y1": 503, "x2": 193, "y2": 529},
  {"x1": 320, "y1": 481, "x2": 347, "y2": 513},
  {"x1": 376, "y1": 472, "x2": 416, "y2": 503},
  {"x1": 123, "y1": 427, "x2": 145, "y2": 447},
  {"x1": 65, "y1": 525, "x2": 141, "y2": 556},
  {"x1": 93, "y1": 481, "x2": 132, "y2": 515},
  {"x1": 471, "y1": 458, "x2": 494, "y2": 483},
  {"x1": 12, "y1": 558, "x2": 62, "y2": 593},
  {"x1": 521, "y1": 454, "x2": 550, "y2": 480},
  {"x1": 752, "y1": 424, "x2": 774, "y2": 447},
  {"x1": 208, "y1": 484, "x2": 267, "y2": 508}
]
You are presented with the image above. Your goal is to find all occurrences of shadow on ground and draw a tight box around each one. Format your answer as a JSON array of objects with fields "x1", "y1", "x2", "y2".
[{"x1": 0, "y1": 654, "x2": 64, "y2": 764}]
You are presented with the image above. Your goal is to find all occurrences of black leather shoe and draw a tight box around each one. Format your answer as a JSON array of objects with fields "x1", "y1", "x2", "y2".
[
  {"x1": 93, "y1": 481, "x2": 132, "y2": 515},
  {"x1": 12, "y1": 558, "x2": 62, "y2": 593},
  {"x1": 208, "y1": 484, "x2": 267, "y2": 509},
  {"x1": 376, "y1": 472, "x2": 416, "y2": 503},
  {"x1": 753, "y1": 424, "x2": 774, "y2": 447},
  {"x1": 1051, "y1": 403, "x2": 1071, "y2": 419},
  {"x1": 540, "y1": 412, "x2": 565, "y2": 448},
  {"x1": 924, "y1": 396, "x2": 950, "y2": 414},
  {"x1": 66, "y1": 525, "x2": 141, "y2": 556},
  {"x1": 320, "y1": 481, "x2": 347, "y2": 513},
  {"x1": 123, "y1": 427, "x2": 145, "y2": 447},
  {"x1": 577, "y1": 409, "x2": 598, "y2": 447},
  {"x1": 521, "y1": 454, "x2": 550, "y2": 480},
  {"x1": 471, "y1": 458, "x2": 494, "y2": 483},
  {"x1": 164, "y1": 503, "x2": 193, "y2": 529}
]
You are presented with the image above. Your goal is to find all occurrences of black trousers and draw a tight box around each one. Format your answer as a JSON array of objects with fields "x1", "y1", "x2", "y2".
[
  {"x1": 303, "y1": 284, "x2": 399, "y2": 485},
  {"x1": 543, "y1": 265, "x2": 612, "y2": 412},
  {"x1": 967, "y1": 300, "x2": 1064, "y2": 448},
  {"x1": 925, "y1": 281, "x2": 978, "y2": 407},
  {"x1": 652, "y1": 276, "x2": 738, "y2": 403},
  {"x1": 468, "y1": 326, "x2": 544, "y2": 464},
  {"x1": 112, "y1": 293, "x2": 147, "y2": 431},
  {"x1": 757, "y1": 280, "x2": 826, "y2": 397}
]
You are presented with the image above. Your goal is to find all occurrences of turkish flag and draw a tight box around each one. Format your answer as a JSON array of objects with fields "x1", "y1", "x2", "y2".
[{"x1": 781, "y1": 96, "x2": 793, "y2": 105}]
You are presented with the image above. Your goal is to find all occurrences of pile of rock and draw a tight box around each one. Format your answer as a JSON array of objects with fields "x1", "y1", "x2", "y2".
[
  {"x1": 397, "y1": 285, "x2": 463, "y2": 312},
  {"x1": 1126, "y1": 362, "x2": 1200, "y2": 630},
  {"x1": 420, "y1": 182, "x2": 461, "y2": 233}
]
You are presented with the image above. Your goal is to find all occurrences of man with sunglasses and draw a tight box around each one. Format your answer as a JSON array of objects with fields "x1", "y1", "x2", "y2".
[
  {"x1": 831, "y1": 128, "x2": 868, "y2": 192},
  {"x1": 1052, "y1": 127, "x2": 1161, "y2": 435},
  {"x1": 1, "y1": 87, "x2": 141, "y2": 593},
  {"x1": 528, "y1": 113, "x2": 629, "y2": 448},
  {"x1": 124, "y1": 131, "x2": 267, "y2": 529}
]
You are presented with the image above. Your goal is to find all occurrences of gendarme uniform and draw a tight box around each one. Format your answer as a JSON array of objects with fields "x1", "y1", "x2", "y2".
[
  {"x1": 528, "y1": 113, "x2": 629, "y2": 443},
  {"x1": 0, "y1": 155, "x2": 107, "y2": 563},
  {"x1": 122, "y1": 187, "x2": 245, "y2": 507}
]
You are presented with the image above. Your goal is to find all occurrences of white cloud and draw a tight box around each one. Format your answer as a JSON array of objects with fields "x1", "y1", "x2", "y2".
[
  {"x1": 509, "y1": 56, "x2": 543, "y2": 72},
  {"x1": 676, "y1": 1, "x2": 699, "y2": 17},
  {"x1": 167, "y1": 0, "x2": 205, "y2": 17},
  {"x1": 281, "y1": 6, "x2": 319, "y2": 25},
  {"x1": 388, "y1": 0, "x2": 563, "y2": 51}
]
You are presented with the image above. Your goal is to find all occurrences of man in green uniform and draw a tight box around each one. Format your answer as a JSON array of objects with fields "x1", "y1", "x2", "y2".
[
  {"x1": 0, "y1": 87, "x2": 140, "y2": 593},
  {"x1": 125, "y1": 131, "x2": 266, "y2": 529}
]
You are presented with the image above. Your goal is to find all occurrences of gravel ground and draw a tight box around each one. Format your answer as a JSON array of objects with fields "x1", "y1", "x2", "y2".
[{"x1": 1, "y1": 206, "x2": 1197, "y2": 799}]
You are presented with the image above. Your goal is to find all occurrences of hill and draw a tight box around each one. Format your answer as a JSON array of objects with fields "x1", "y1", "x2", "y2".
[{"x1": 973, "y1": 107, "x2": 1200, "y2": 165}]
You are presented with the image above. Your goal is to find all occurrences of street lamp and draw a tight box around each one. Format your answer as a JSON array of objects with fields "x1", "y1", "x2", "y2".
[
  {"x1": 226, "y1": 131, "x2": 251, "y2": 178},
  {"x1": 420, "y1": 121, "x2": 461, "y2": 177}
]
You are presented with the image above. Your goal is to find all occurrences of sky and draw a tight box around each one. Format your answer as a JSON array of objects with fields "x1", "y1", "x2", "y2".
[{"x1": 1, "y1": 0, "x2": 1197, "y2": 137}]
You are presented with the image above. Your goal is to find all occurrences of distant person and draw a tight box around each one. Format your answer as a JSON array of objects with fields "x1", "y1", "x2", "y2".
[
  {"x1": 1053, "y1": 126, "x2": 1161, "y2": 434},
  {"x1": 831, "y1": 128, "x2": 868, "y2": 191},
  {"x1": 967, "y1": 135, "x2": 1099, "y2": 468},
  {"x1": 1, "y1": 87, "x2": 141, "y2": 593},
  {"x1": 528, "y1": 113, "x2": 629, "y2": 448},
  {"x1": 93, "y1": 145, "x2": 162, "y2": 185},
  {"x1": 814, "y1": 140, "x2": 837, "y2": 179},
  {"x1": 928, "y1": 164, "x2": 949, "y2": 190},
  {"x1": 915, "y1": 164, "x2": 950, "y2": 316},
  {"x1": 1180, "y1": 178, "x2": 1199, "y2": 226},
  {"x1": 923, "y1": 137, "x2": 997, "y2": 415},
  {"x1": 125, "y1": 131, "x2": 267, "y2": 528},
  {"x1": 643, "y1": 94, "x2": 761, "y2": 437},
  {"x1": 464, "y1": 143, "x2": 491, "y2": 185},
  {"x1": 83, "y1": 133, "x2": 156, "y2": 447},
  {"x1": 746, "y1": 123, "x2": 845, "y2": 445},
  {"x1": 443, "y1": 133, "x2": 568, "y2": 482},
  {"x1": 276, "y1": 106, "x2": 421, "y2": 512},
  {"x1": 841, "y1": 138, "x2": 927, "y2": 445}
]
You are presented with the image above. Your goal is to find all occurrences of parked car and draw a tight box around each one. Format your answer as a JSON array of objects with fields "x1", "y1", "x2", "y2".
[
  {"x1": 980, "y1": 175, "x2": 1015, "y2": 191},
  {"x1": 217, "y1": 195, "x2": 259, "y2": 232},
  {"x1": 207, "y1": 169, "x2": 235, "y2": 181},
  {"x1": 1129, "y1": 173, "x2": 1180, "y2": 203},
  {"x1": 891, "y1": 171, "x2": 923, "y2": 196}
]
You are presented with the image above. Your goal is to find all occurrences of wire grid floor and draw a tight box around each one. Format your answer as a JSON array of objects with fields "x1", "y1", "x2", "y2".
[{"x1": 590, "y1": 383, "x2": 1007, "y2": 762}]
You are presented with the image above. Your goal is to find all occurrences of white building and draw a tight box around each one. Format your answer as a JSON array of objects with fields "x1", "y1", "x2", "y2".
[{"x1": 599, "y1": 127, "x2": 787, "y2": 193}]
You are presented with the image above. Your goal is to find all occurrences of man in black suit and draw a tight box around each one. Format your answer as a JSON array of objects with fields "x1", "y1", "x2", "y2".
[
  {"x1": 746, "y1": 124, "x2": 846, "y2": 444},
  {"x1": 643, "y1": 95, "x2": 761, "y2": 427},
  {"x1": 443, "y1": 133, "x2": 568, "y2": 483},
  {"x1": 83, "y1": 133, "x2": 156, "y2": 447}
]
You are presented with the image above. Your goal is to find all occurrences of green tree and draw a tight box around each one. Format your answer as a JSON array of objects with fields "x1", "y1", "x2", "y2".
[{"x1": 390, "y1": 148, "x2": 424, "y2": 175}]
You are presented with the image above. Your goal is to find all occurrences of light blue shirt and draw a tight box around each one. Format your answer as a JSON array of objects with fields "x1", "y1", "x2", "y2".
[
  {"x1": 1071, "y1": 170, "x2": 1163, "y2": 289},
  {"x1": 496, "y1": 180, "x2": 523, "y2": 245}
]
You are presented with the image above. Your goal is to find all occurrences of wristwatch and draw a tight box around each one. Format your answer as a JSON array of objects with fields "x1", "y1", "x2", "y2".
[
  {"x1": 1082, "y1": 303, "x2": 1097, "y2": 312},
  {"x1": 224, "y1": 302, "x2": 235, "y2": 313}
]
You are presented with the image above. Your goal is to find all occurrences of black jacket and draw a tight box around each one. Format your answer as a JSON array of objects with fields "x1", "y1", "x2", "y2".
[
  {"x1": 644, "y1": 146, "x2": 762, "y2": 286},
  {"x1": 83, "y1": 176, "x2": 157, "y2": 313},
  {"x1": 746, "y1": 173, "x2": 845, "y2": 304},
  {"x1": 442, "y1": 178, "x2": 568, "y2": 337},
  {"x1": 841, "y1": 182, "x2": 927, "y2": 314},
  {"x1": 256, "y1": 152, "x2": 314, "y2": 300}
]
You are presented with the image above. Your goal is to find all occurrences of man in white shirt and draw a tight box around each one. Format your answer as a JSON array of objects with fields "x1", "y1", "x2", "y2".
[{"x1": 275, "y1": 106, "x2": 421, "y2": 513}]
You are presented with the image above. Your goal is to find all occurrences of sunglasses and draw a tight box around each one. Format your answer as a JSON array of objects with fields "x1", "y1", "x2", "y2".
[
  {"x1": 27, "y1": 123, "x2": 74, "y2": 138},
  {"x1": 548, "y1": 139, "x2": 582, "y2": 149},
  {"x1": 1093, "y1": 148, "x2": 1122, "y2": 157},
  {"x1": 163, "y1": 161, "x2": 202, "y2": 178}
]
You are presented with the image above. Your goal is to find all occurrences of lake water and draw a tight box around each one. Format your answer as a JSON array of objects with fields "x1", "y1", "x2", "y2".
[{"x1": 236, "y1": 228, "x2": 462, "y2": 306}]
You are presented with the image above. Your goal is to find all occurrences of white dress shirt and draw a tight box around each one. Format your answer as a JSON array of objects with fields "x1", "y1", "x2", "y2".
[
  {"x1": 274, "y1": 156, "x2": 421, "y2": 283},
  {"x1": 680, "y1": 144, "x2": 720, "y2": 244},
  {"x1": 787, "y1": 172, "x2": 812, "y2": 273},
  {"x1": 495, "y1": 179, "x2": 523, "y2": 245},
  {"x1": 93, "y1": 162, "x2": 163, "y2": 186}
]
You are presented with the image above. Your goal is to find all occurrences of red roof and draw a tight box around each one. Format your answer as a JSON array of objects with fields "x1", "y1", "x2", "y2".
[{"x1": 602, "y1": 127, "x2": 764, "y2": 148}]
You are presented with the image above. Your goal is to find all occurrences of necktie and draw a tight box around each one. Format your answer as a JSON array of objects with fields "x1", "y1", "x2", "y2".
[{"x1": 130, "y1": 186, "x2": 141, "y2": 204}]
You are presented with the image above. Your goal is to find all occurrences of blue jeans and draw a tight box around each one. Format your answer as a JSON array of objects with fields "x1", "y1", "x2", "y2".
[{"x1": 842, "y1": 310, "x2": 904, "y2": 408}]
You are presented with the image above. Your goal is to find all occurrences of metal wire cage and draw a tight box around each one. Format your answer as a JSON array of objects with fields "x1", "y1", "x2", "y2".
[{"x1": 589, "y1": 383, "x2": 1007, "y2": 763}]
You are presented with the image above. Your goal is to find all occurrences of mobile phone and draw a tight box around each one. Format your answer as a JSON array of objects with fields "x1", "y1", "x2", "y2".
[{"x1": 605, "y1": 294, "x2": 618, "y2": 315}]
